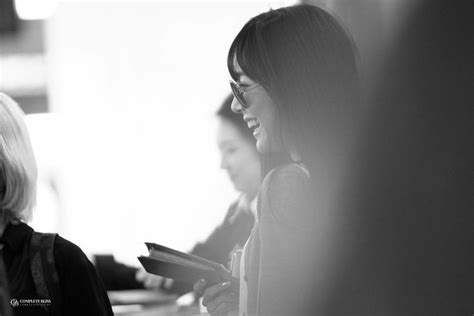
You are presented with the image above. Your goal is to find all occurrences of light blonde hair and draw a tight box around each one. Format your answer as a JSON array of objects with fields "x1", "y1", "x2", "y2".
[{"x1": 0, "y1": 92, "x2": 37, "y2": 224}]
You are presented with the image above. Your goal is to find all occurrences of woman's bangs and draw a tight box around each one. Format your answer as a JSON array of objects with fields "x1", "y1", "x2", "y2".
[
  {"x1": 227, "y1": 24, "x2": 261, "y2": 82},
  {"x1": 227, "y1": 36, "x2": 248, "y2": 81}
]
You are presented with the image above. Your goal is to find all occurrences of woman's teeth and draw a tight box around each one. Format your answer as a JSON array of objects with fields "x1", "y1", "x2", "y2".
[
  {"x1": 253, "y1": 126, "x2": 261, "y2": 136},
  {"x1": 247, "y1": 119, "x2": 261, "y2": 136},
  {"x1": 247, "y1": 120, "x2": 260, "y2": 129}
]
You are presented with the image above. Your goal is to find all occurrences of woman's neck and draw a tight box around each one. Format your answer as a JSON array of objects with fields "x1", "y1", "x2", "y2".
[
  {"x1": 289, "y1": 150, "x2": 301, "y2": 162},
  {"x1": 261, "y1": 151, "x2": 294, "y2": 177}
]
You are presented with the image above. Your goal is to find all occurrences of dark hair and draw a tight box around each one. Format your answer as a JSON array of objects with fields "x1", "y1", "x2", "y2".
[
  {"x1": 227, "y1": 5, "x2": 363, "y2": 312},
  {"x1": 216, "y1": 93, "x2": 255, "y2": 143},
  {"x1": 227, "y1": 4, "x2": 360, "y2": 174}
]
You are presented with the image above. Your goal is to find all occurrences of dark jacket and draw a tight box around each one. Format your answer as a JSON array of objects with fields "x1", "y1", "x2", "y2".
[
  {"x1": 243, "y1": 163, "x2": 319, "y2": 316},
  {"x1": 0, "y1": 222, "x2": 113, "y2": 316}
]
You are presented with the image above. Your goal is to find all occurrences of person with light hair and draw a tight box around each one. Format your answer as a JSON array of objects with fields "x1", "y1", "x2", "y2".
[
  {"x1": 0, "y1": 94, "x2": 37, "y2": 226},
  {"x1": 0, "y1": 92, "x2": 113, "y2": 316}
]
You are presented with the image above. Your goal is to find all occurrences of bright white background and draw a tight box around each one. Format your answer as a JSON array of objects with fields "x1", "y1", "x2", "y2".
[{"x1": 26, "y1": 1, "x2": 292, "y2": 266}]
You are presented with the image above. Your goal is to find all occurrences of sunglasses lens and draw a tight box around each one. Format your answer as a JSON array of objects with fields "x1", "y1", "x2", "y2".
[{"x1": 230, "y1": 82, "x2": 247, "y2": 108}]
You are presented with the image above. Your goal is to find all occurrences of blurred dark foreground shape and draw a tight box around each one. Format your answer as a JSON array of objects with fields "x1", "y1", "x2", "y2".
[{"x1": 345, "y1": 0, "x2": 474, "y2": 314}]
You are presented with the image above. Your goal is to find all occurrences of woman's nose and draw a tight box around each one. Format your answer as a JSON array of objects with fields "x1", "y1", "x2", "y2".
[{"x1": 231, "y1": 97, "x2": 243, "y2": 113}]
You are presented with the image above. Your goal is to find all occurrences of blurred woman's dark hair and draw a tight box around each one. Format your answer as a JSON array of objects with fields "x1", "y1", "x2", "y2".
[
  {"x1": 228, "y1": 4, "x2": 361, "y2": 179},
  {"x1": 216, "y1": 93, "x2": 254, "y2": 143}
]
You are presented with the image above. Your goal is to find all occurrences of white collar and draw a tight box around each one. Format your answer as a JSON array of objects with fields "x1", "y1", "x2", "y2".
[
  {"x1": 230, "y1": 194, "x2": 258, "y2": 223},
  {"x1": 249, "y1": 196, "x2": 257, "y2": 218}
]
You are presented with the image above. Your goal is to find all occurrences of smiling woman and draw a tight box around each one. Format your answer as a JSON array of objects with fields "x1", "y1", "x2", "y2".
[
  {"x1": 229, "y1": 63, "x2": 282, "y2": 155},
  {"x1": 197, "y1": 4, "x2": 363, "y2": 316}
]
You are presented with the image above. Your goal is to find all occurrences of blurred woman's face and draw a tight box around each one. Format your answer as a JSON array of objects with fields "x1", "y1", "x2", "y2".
[
  {"x1": 230, "y1": 60, "x2": 282, "y2": 154},
  {"x1": 217, "y1": 118, "x2": 260, "y2": 198}
]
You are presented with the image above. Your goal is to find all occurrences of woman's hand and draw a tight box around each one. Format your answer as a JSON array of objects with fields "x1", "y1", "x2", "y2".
[
  {"x1": 135, "y1": 267, "x2": 165, "y2": 290},
  {"x1": 193, "y1": 279, "x2": 239, "y2": 316}
]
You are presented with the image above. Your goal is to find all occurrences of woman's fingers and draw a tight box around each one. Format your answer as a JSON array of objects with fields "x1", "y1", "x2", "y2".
[
  {"x1": 206, "y1": 291, "x2": 238, "y2": 313},
  {"x1": 193, "y1": 278, "x2": 207, "y2": 296},
  {"x1": 211, "y1": 302, "x2": 239, "y2": 316},
  {"x1": 202, "y1": 281, "x2": 231, "y2": 306},
  {"x1": 135, "y1": 268, "x2": 147, "y2": 282},
  {"x1": 135, "y1": 268, "x2": 163, "y2": 289},
  {"x1": 143, "y1": 274, "x2": 163, "y2": 289}
]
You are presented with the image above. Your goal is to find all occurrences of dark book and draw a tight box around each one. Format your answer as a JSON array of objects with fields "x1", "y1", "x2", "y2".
[{"x1": 138, "y1": 243, "x2": 238, "y2": 290}]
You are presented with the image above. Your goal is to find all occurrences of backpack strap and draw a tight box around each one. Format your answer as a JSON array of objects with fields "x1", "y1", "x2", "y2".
[{"x1": 30, "y1": 232, "x2": 62, "y2": 315}]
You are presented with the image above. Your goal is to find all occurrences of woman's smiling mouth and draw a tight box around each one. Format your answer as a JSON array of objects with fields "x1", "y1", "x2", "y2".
[{"x1": 245, "y1": 118, "x2": 261, "y2": 137}]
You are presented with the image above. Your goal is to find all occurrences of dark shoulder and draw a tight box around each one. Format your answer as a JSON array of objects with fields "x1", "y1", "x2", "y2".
[
  {"x1": 260, "y1": 163, "x2": 312, "y2": 224},
  {"x1": 54, "y1": 235, "x2": 85, "y2": 258},
  {"x1": 50, "y1": 234, "x2": 113, "y2": 315},
  {"x1": 222, "y1": 199, "x2": 240, "y2": 223},
  {"x1": 53, "y1": 235, "x2": 93, "y2": 270}
]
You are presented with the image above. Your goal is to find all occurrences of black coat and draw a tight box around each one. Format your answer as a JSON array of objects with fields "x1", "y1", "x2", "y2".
[{"x1": 0, "y1": 222, "x2": 113, "y2": 316}]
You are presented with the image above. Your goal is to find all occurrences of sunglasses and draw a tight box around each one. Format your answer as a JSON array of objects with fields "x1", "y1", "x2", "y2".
[{"x1": 229, "y1": 80, "x2": 260, "y2": 108}]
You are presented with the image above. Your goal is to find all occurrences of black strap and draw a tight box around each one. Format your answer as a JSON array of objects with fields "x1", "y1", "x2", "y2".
[
  {"x1": 0, "y1": 257, "x2": 12, "y2": 316},
  {"x1": 30, "y1": 232, "x2": 62, "y2": 315}
]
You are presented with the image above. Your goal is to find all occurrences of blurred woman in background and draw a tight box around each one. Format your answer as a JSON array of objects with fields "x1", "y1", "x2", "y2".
[
  {"x1": 196, "y1": 4, "x2": 362, "y2": 316},
  {"x1": 101, "y1": 94, "x2": 261, "y2": 298},
  {"x1": 138, "y1": 94, "x2": 261, "y2": 295},
  {"x1": 0, "y1": 93, "x2": 113, "y2": 316}
]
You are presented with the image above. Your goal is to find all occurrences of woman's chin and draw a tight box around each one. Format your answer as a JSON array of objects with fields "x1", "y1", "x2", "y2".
[
  {"x1": 233, "y1": 183, "x2": 243, "y2": 193},
  {"x1": 255, "y1": 140, "x2": 267, "y2": 154},
  {"x1": 257, "y1": 135, "x2": 275, "y2": 154}
]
